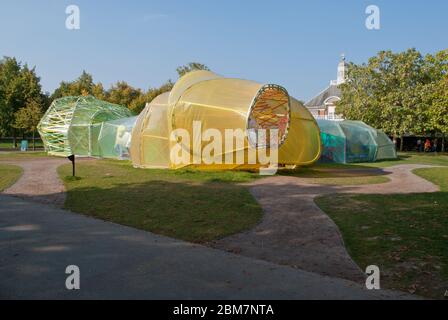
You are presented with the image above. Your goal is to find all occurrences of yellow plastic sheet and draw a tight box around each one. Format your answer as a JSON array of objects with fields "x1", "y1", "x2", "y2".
[{"x1": 130, "y1": 71, "x2": 321, "y2": 169}]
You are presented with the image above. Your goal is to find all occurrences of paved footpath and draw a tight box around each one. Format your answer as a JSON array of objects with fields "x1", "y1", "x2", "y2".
[
  {"x1": 213, "y1": 164, "x2": 440, "y2": 283},
  {"x1": 1, "y1": 157, "x2": 94, "y2": 207},
  {"x1": 1, "y1": 158, "x2": 68, "y2": 207},
  {"x1": 0, "y1": 195, "x2": 413, "y2": 299}
]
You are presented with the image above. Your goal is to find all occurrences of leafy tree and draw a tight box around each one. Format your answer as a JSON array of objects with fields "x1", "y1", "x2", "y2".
[
  {"x1": 13, "y1": 100, "x2": 43, "y2": 150},
  {"x1": 176, "y1": 62, "x2": 210, "y2": 77},
  {"x1": 0, "y1": 57, "x2": 44, "y2": 146},
  {"x1": 127, "y1": 94, "x2": 147, "y2": 114},
  {"x1": 128, "y1": 80, "x2": 174, "y2": 113},
  {"x1": 423, "y1": 50, "x2": 448, "y2": 151},
  {"x1": 0, "y1": 57, "x2": 21, "y2": 139},
  {"x1": 428, "y1": 76, "x2": 448, "y2": 151},
  {"x1": 107, "y1": 81, "x2": 143, "y2": 107},
  {"x1": 337, "y1": 49, "x2": 438, "y2": 151},
  {"x1": 49, "y1": 63, "x2": 207, "y2": 115},
  {"x1": 423, "y1": 49, "x2": 448, "y2": 83},
  {"x1": 49, "y1": 71, "x2": 174, "y2": 114},
  {"x1": 0, "y1": 58, "x2": 212, "y2": 150},
  {"x1": 51, "y1": 70, "x2": 97, "y2": 99},
  {"x1": 50, "y1": 81, "x2": 71, "y2": 100},
  {"x1": 92, "y1": 83, "x2": 107, "y2": 100}
]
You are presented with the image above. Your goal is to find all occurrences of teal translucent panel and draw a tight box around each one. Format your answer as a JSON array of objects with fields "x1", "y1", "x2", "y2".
[
  {"x1": 319, "y1": 132, "x2": 346, "y2": 163},
  {"x1": 339, "y1": 121, "x2": 376, "y2": 163},
  {"x1": 317, "y1": 120, "x2": 397, "y2": 164}
]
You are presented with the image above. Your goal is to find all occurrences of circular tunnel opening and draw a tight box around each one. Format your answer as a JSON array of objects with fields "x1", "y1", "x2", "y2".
[{"x1": 247, "y1": 84, "x2": 291, "y2": 148}]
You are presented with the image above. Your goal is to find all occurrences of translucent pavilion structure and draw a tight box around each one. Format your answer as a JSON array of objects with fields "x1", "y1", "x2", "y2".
[
  {"x1": 38, "y1": 96, "x2": 134, "y2": 158},
  {"x1": 96, "y1": 116, "x2": 137, "y2": 159},
  {"x1": 130, "y1": 71, "x2": 321, "y2": 170},
  {"x1": 317, "y1": 120, "x2": 397, "y2": 163}
]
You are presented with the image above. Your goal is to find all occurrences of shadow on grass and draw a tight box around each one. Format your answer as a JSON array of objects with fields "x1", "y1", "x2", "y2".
[
  {"x1": 61, "y1": 178, "x2": 262, "y2": 243},
  {"x1": 279, "y1": 164, "x2": 391, "y2": 179}
]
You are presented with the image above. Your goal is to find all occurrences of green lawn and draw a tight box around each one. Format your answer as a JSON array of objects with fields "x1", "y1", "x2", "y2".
[
  {"x1": 280, "y1": 165, "x2": 390, "y2": 185},
  {"x1": 414, "y1": 167, "x2": 448, "y2": 191},
  {"x1": 0, "y1": 164, "x2": 23, "y2": 191},
  {"x1": 357, "y1": 152, "x2": 448, "y2": 168},
  {"x1": 308, "y1": 152, "x2": 448, "y2": 169},
  {"x1": 0, "y1": 139, "x2": 43, "y2": 149},
  {"x1": 315, "y1": 167, "x2": 448, "y2": 299},
  {"x1": 58, "y1": 160, "x2": 262, "y2": 243},
  {"x1": 278, "y1": 152, "x2": 447, "y2": 185},
  {"x1": 0, "y1": 151, "x2": 49, "y2": 159}
]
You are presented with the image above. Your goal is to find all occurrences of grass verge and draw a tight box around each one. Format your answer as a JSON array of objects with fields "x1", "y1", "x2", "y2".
[
  {"x1": 357, "y1": 152, "x2": 448, "y2": 168},
  {"x1": 0, "y1": 151, "x2": 48, "y2": 159},
  {"x1": 0, "y1": 164, "x2": 23, "y2": 191},
  {"x1": 278, "y1": 152, "x2": 447, "y2": 185},
  {"x1": 315, "y1": 167, "x2": 448, "y2": 299},
  {"x1": 0, "y1": 139, "x2": 43, "y2": 149},
  {"x1": 414, "y1": 167, "x2": 448, "y2": 191},
  {"x1": 58, "y1": 160, "x2": 262, "y2": 243},
  {"x1": 280, "y1": 166, "x2": 390, "y2": 185}
]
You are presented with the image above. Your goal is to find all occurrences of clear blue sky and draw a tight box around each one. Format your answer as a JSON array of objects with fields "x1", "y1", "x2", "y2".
[{"x1": 1, "y1": 0, "x2": 447, "y2": 101}]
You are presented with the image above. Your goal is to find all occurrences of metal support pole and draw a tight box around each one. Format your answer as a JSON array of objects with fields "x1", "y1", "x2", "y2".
[{"x1": 68, "y1": 154, "x2": 75, "y2": 177}]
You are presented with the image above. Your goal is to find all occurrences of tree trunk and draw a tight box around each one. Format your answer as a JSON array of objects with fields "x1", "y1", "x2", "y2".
[
  {"x1": 399, "y1": 134, "x2": 404, "y2": 152},
  {"x1": 32, "y1": 130, "x2": 35, "y2": 151},
  {"x1": 442, "y1": 133, "x2": 446, "y2": 153},
  {"x1": 12, "y1": 129, "x2": 17, "y2": 148}
]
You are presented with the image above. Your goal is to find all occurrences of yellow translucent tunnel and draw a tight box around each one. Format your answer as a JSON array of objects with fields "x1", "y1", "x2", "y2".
[{"x1": 130, "y1": 71, "x2": 321, "y2": 170}]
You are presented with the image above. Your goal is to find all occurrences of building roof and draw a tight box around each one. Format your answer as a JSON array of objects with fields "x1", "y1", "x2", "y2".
[{"x1": 305, "y1": 85, "x2": 341, "y2": 108}]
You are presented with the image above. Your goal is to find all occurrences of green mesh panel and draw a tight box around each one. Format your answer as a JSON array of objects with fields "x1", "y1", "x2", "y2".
[
  {"x1": 339, "y1": 121, "x2": 377, "y2": 163},
  {"x1": 89, "y1": 123, "x2": 103, "y2": 157},
  {"x1": 375, "y1": 130, "x2": 397, "y2": 160},
  {"x1": 97, "y1": 116, "x2": 137, "y2": 159},
  {"x1": 38, "y1": 96, "x2": 134, "y2": 157},
  {"x1": 37, "y1": 97, "x2": 77, "y2": 156}
]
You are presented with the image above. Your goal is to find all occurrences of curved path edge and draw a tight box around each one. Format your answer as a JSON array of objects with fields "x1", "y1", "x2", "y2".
[
  {"x1": 212, "y1": 164, "x2": 441, "y2": 283},
  {"x1": 0, "y1": 194, "x2": 416, "y2": 299},
  {"x1": 2, "y1": 157, "x2": 442, "y2": 285},
  {"x1": 0, "y1": 158, "x2": 69, "y2": 207}
]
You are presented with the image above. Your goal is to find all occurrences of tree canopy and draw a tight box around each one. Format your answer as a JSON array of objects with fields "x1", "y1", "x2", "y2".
[
  {"x1": 13, "y1": 99, "x2": 43, "y2": 149},
  {"x1": 0, "y1": 57, "x2": 46, "y2": 140},
  {"x1": 337, "y1": 49, "x2": 448, "y2": 150},
  {"x1": 176, "y1": 62, "x2": 210, "y2": 77},
  {"x1": 49, "y1": 62, "x2": 209, "y2": 114},
  {"x1": 0, "y1": 59, "x2": 191, "y2": 139},
  {"x1": 13, "y1": 99, "x2": 42, "y2": 132}
]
